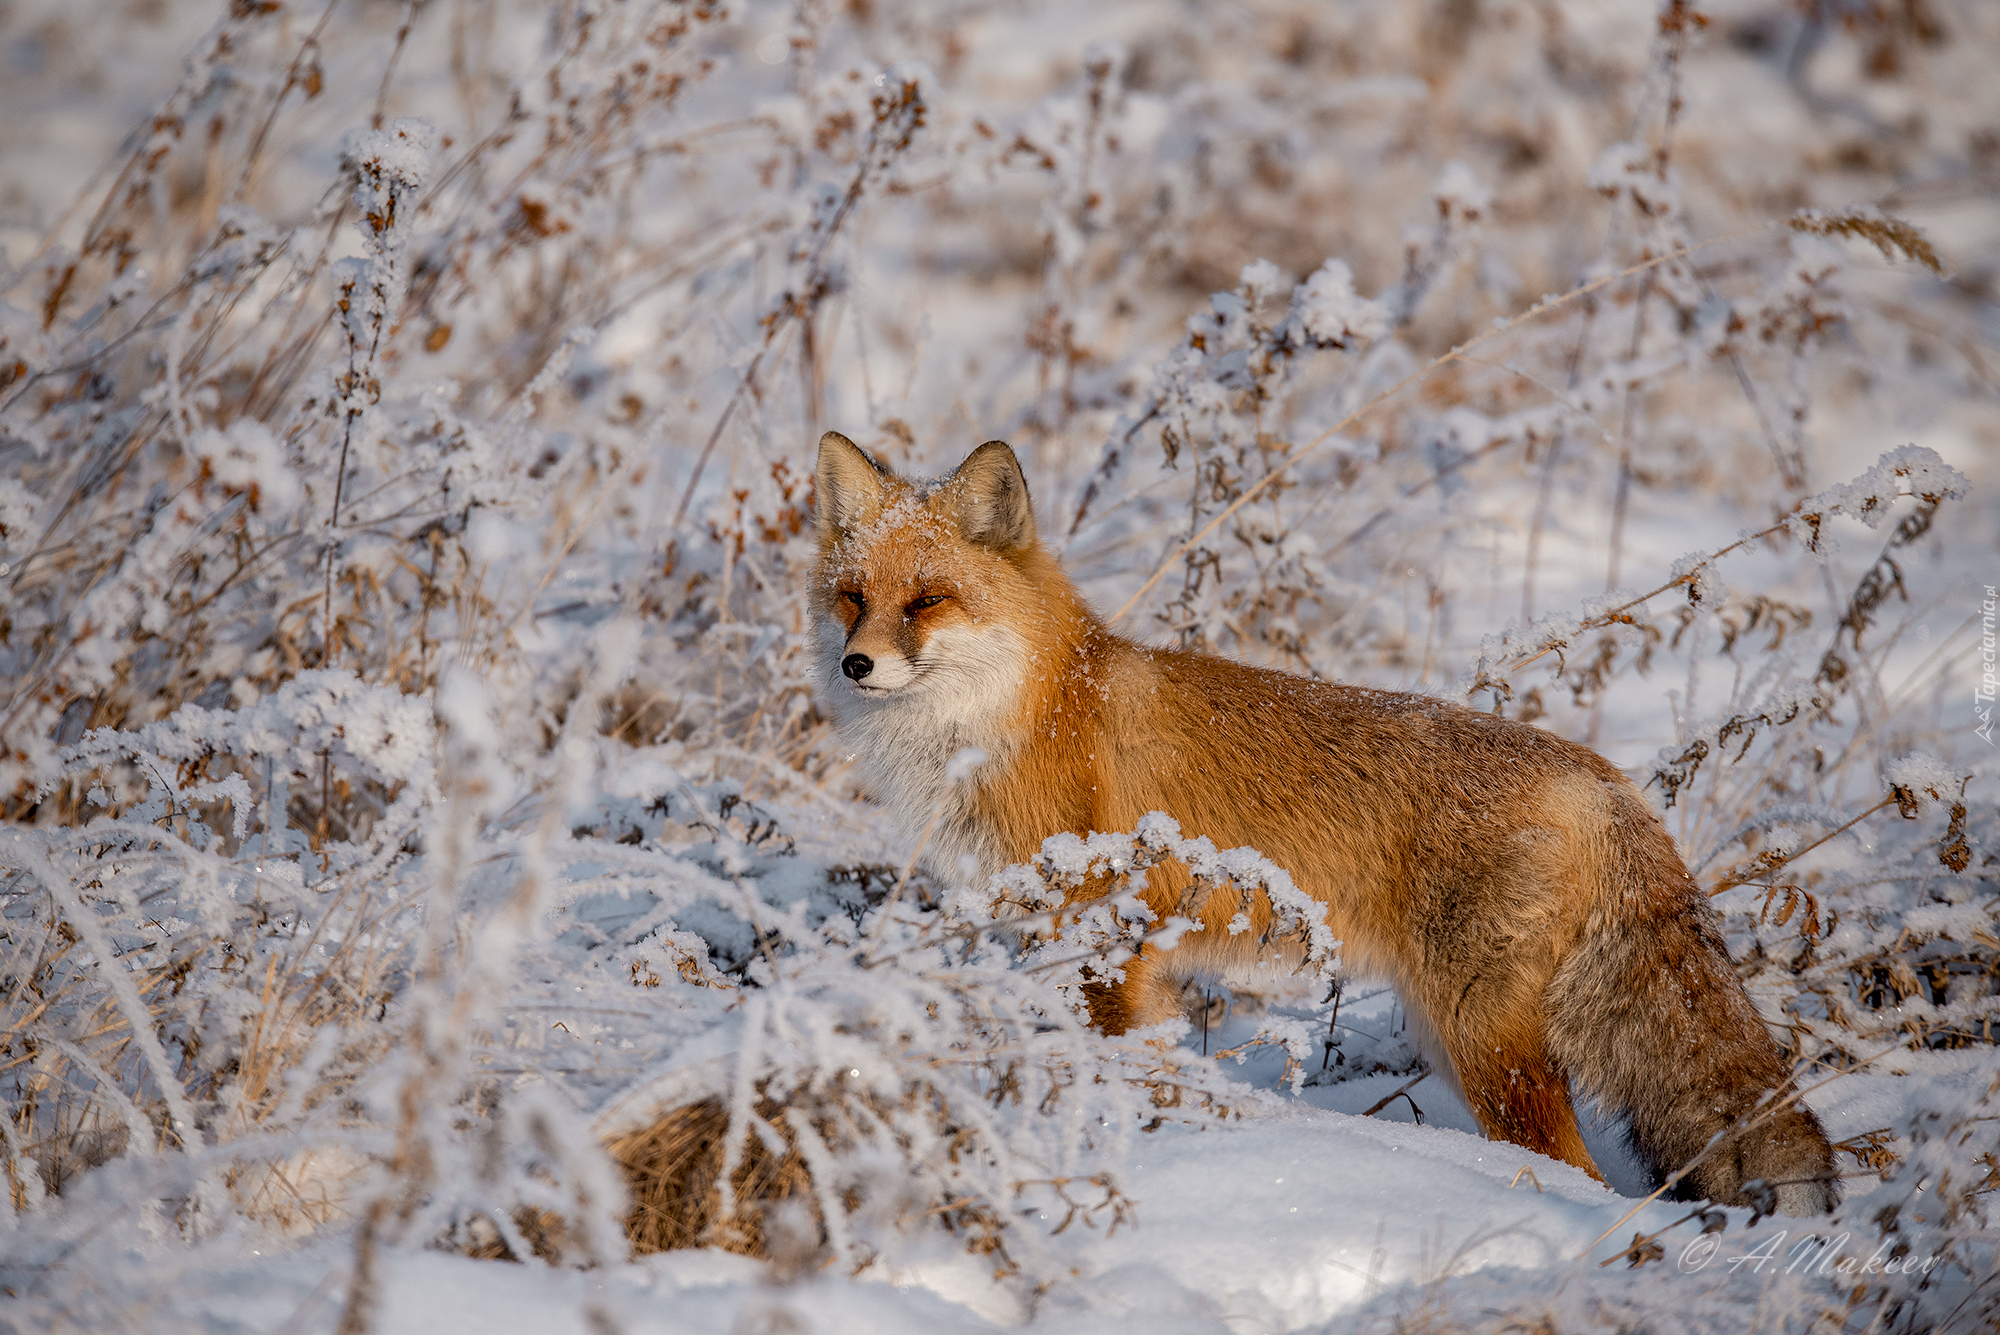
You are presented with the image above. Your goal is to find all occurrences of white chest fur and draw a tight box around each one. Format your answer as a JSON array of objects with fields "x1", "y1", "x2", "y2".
[{"x1": 816, "y1": 619, "x2": 1031, "y2": 886}]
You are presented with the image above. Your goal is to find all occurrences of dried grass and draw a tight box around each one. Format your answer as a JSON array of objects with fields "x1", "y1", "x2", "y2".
[
  {"x1": 607, "y1": 1095, "x2": 813, "y2": 1260},
  {"x1": 1787, "y1": 207, "x2": 1946, "y2": 275}
]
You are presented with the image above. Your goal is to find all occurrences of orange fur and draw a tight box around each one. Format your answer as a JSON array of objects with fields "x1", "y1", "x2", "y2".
[{"x1": 810, "y1": 431, "x2": 1838, "y2": 1215}]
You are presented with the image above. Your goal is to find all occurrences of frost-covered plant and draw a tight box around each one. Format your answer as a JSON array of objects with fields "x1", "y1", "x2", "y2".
[
  {"x1": 1833, "y1": 1059, "x2": 2000, "y2": 1331},
  {"x1": 596, "y1": 813, "x2": 1289, "y2": 1278}
]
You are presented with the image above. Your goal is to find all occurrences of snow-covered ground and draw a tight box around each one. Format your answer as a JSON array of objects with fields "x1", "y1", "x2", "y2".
[{"x1": 27, "y1": 1002, "x2": 1996, "y2": 1333}]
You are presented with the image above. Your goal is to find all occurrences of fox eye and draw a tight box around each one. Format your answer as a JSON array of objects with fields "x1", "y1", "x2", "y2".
[
  {"x1": 839, "y1": 590, "x2": 865, "y2": 611},
  {"x1": 906, "y1": 594, "x2": 947, "y2": 614}
]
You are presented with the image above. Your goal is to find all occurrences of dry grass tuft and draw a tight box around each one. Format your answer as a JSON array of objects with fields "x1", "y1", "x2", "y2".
[
  {"x1": 608, "y1": 1096, "x2": 813, "y2": 1260},
  {"x1": 1786, "y1": 207, "x2": 1945, "y2": 274}
]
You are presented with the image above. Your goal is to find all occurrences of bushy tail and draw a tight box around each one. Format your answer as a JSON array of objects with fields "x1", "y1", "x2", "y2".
[{"x1": 1545, "y1": 804, "x2": 1839, "y2": 1216}]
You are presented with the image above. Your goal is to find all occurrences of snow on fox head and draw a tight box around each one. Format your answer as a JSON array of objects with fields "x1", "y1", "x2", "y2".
[
  {"x1": 809, "y1": 430, "x2": 1045, "y2": 713},
  {"x1": 809, "y1": 431, "x2": 1087, "y2": 847}
]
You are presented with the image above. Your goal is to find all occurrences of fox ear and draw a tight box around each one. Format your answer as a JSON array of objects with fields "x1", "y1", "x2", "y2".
[
  {"x1": 815, "y1": 430, "x2": 895, "y2": 540},
  {"x1": 946, "y1": 440, "x2": 1036, "y2": 551}
]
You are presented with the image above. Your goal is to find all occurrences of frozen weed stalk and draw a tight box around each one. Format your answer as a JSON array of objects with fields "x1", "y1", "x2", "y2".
[{"x1": 0, "y1": 1, "x2": 1995, "y2": 1331}]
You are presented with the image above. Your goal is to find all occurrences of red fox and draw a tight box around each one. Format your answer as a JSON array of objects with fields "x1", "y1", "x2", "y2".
[{"x1": 810, "y1": 430, "x2": 1838, "y2": 1215}]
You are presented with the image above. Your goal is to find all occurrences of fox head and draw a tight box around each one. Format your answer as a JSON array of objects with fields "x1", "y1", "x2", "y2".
[{"x1": 810, "y1": 431, "x2": 1073, "y2": 718}]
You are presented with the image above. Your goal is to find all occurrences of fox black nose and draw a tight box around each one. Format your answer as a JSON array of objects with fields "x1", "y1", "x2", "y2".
[{"x1": 842, "y1": 653, "x2": 874, "y2": 682}]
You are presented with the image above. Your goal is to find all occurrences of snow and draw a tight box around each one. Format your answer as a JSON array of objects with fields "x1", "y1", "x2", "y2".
[
  {"x1": 21, "y1": 1048, "x2": 1987, "y2": 1333},
  {"x1": 1785, "y1": 443, "x2": 1971, "y2": 553},
  {"x1": 1884, "y1": 751, "x2": 1964, "y2": 809},
  {"x1": 1431, "y1": 161, "x2": 1493, "y2": 223},
  {"x1": 1285, "y1": 259, "x2": 1390, "y2": 351}
]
